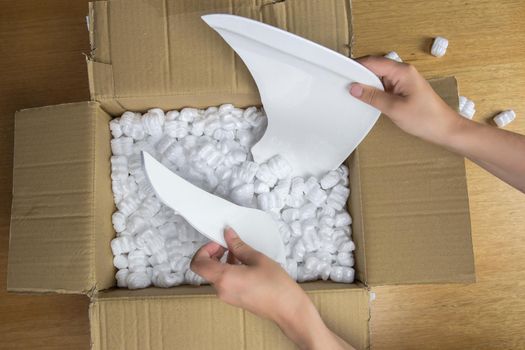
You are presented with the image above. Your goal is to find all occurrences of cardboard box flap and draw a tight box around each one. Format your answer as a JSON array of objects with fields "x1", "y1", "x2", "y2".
[
  {"x1": 90, "y1": 283, "x2": 370, "y2": 350},
  {"x1": 8, "y1": 102, "x2": 115, "y2": 293},
  {"x1": 88, "y1": 0, "x2": 352, "y2": 114},
  {"x1": 354, "y1": 77, "x2": 475, "y2": 286}
]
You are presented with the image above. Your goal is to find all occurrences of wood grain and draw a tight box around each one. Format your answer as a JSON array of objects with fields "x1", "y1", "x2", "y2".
[
  {"x1": 352, "y1": 1, "x2": 525, "y2": 349},
  {"x1": 0, "y1": 1, "x2": 524, "y2": 349},
  {"x1": 0, "y1": 1, "x2": 91, "y2": 349}
]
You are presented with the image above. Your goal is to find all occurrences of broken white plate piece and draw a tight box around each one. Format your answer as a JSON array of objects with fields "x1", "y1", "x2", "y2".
[
  {"x1": 142, "y1": 151, "x2": 286, "y2": 264},
  {"x1": 202, "y1": 14, "x2": 383, "y2": 178}
]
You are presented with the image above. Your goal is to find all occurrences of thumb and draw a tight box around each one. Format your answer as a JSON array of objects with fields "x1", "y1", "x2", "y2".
[
  {"x1": 224, "y1": 227, "x2": 263, "y2": 265},
  {"x1": 349, "y1": 83, "x2": 398, "y2": 114}
]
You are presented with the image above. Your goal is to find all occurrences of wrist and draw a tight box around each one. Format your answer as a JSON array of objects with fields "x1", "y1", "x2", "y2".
[
  {"x1": 274, "y1": 294, "x2": 331, "y2": 349},
  {"x1": 432, "y1": 108, "x2": 470, "y2": 148}
]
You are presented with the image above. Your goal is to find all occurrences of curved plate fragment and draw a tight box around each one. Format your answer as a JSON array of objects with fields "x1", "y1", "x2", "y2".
[
  {"x1": 202, "y1": 14, "x2": 384, "y2": 177},
  {"x1": 142, "y1": 152, "x2": 286, "y2": 264}
]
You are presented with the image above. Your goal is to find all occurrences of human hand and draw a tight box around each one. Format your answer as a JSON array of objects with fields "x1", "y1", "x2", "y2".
[
  {"x1": 190, "y1": 228, "x2": 354, "y2": 349},
  {"x1": 190, "y1": 227, "x2": 306, "y2": 322},
  {"x1": 349, "y1": 56, "x2": 464, "y2": 146}
]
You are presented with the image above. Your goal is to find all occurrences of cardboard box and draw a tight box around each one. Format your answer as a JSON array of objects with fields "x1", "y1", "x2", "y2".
[{"x1": 7, "y1": 1, "x2": 475, "y2": 349}]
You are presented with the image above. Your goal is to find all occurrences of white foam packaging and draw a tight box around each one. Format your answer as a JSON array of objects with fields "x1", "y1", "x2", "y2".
[
  {"x1": 7, "y1": 2, "x2": 476, "y2": 348},
  {"x1": 109, "y1": 105, "x2": 356, "y2": 289}
]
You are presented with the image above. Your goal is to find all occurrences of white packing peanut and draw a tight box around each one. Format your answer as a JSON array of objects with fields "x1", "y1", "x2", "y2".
[
  {"x1": 384, "y1": 51, "x2": 402, "y2": 62},
  {"x1": 115, "y1": 269, "x2": 129, "y2": 288},
  {"x1": 112, "y1": 211, "x2": 127, "y2": 233},
  {"x1": 180, "y1": 108, "x2": 200, "y2": 122},
  {"x1": 127, "y1": 271, "x2": 152, "y2": 289},
  {"x1": 330, "y1": 266, "x2": 355, "y2": 283},
  {"x1": 109, "y1": 119, "x2": 123, "y2": 138},
  {"x1": 299, "y1": 203, "x2": 317, "y2": 221},
  {"x1": 281, "y1": 208, "x2": 300, "y2": 223},
  {"x1": 128, "y1": 249, "x2": 148, "y2": 272},
  {"x1": 238, "y1": 161, "x2": 259, "y2": 183},
  {"x1": 336, "y1": 252, "x2": 354, "y2": 267},
  {"x1": 109, "y1": 105, "x2": 357, "y2": 288},
  {"x1": 493, "y1": 110, "x2": 516, "y2": 128},
  {"x1": 334, "y1": 212, "x2": 352, "y2": 227},
  {"x1": 110, "y1": 156, "x2": 129, "y2": 181},
  {"x1": 306, "y1": 186, "x2": 327, "y2": 207},
  {"x1": 255, "y1": 163, "x2": 278, "y2": 187},
  {"x1": 431, "y1": 36, "x2": 449, "y2": 57},
  {"x1": 339, "y1": 240, "x2": 356, "y2": 253},
  {"x1": 153, "y1": 272, "x2": 184, "y2": 288},
  {"x1": 165, "y1": 120, "x2": 189, "y2": 139},
  {"x1": 320, "y1": 170, "x2": 340, "y2": 189},
  {"x1": 111, "y1": 137, "x2": 133, "y2": 156},
  {"x1": 117, "y1": 193, "x2": 141, "y2": 217},
  {"x1": 110, "y1": 236, "x2": 135, "y2": 256},
  {"x1": 142, "y1": 109, "x2": 165, "y2": 137},
  {"x1": 134, "y1": 228, "x2": 164, "y2": 256},
  {"x1": 230, "y1": 183, "x2": 255, "y2": 207},
  {"x1": 257, "y1": 191, "x2": 285, "y2": 211},
  {"x1": 267, "y1": 155, "x2": 292, "y2": 179},
  {"x1": 459, "y1": 96, "x2": 476, "y2": 119},
  {"x1": 113, "y1": 254, "x2": 129, "y2": 269},
  {"x1": 166, "y1": 110, "x2": 180, "y2": 121},
  {"x1": 148, "y1": 248, "x2": 169, "y2": 266},
  {"x1": 290, "y1": 221, "x2": 302, "y2": 237},
  {"x1": 326, "y1": 184, "x2": 350, "y2": 211},
  {"x1": 254, "y1": 179, "x2": 270, "y2": 194},
  {"x1": 185, "y1": 269, "x2": 206, "y2": 285}
]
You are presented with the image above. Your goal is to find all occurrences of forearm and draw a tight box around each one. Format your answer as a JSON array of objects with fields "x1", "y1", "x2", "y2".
[
  {"x1": 274, "y1": 294, "x2": 355, "y2": 350},
  {"x1": 435, "y1": 113, "x2": 525, "y2": 192}
]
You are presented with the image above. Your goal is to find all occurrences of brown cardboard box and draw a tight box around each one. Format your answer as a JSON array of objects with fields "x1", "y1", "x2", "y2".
[{"x1": 7, "y1": 1, "x2": 475, "y2": 349}]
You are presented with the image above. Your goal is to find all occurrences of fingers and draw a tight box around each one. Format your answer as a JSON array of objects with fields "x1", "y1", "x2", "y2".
[
  {"x1": 190, "y1": 242, "x2": 226, "y2": 283},
  {"x1": 356, "y1": 55, "x2": 398, "y2": 78},
  {"x1": 224, "y1": 227, "x2": 263, "y2": 265},
  {"x1": 355, "y1": 55, "x2": 402, "y2": 78},
  {"x1": 226, "y1": 251, "x2": 240, "y2": 265},
  {"x1": 349, "y1": 83, "x2": 401, "y2": 114}
]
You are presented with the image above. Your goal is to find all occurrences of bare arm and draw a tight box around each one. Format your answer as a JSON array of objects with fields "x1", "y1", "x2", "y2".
[
  {"x1": 349, "y1": 56, "x2": 525, "y2": 193},
  {"x1": 444, "y1": 119, "x2": 525, "y2": 192},
  {"x1": 191, "y1": 228, "x2": 355, "y2": 350}
]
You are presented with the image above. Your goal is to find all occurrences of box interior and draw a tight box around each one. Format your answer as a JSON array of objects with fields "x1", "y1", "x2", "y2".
[
  {"x1": 8, "y1": 0, "x2": 475, "y2": 296},
  {"x1": 8, "y1": 76, "x2": 474, "y2": 296},
  {"x1": 7, "y1": 1, "x2": 476, "y2": 348}
]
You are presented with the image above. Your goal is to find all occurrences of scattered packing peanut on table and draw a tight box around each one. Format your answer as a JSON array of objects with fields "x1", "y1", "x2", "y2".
[
  {"x1": 109, "y1": 105, "x2": 355, "y2": 289},
  {"x1": 384, "y1": 51, "x2": 403, "y2": 62},
  {"x1": 431, "y1": 36, "x2": 449, "y2": 57},
  {"x1": 459, "y1": 96, "x2": 476, "y2": 119},
  {"x1": 493, "y1": 110, "x2": 516, "y2": 128}
]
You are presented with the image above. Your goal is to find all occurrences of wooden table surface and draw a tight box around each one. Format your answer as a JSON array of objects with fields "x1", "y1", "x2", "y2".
[{"x1": 0, "y1": 1, "x2": 524, "y2": 349}]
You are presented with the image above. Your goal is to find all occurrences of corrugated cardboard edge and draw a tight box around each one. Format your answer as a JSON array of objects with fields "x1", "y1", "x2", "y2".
[
  {"x1": 93, "y1": 105, "x2": 116, "y2": 291},
  {"x1": 88, "y1": 1, "x2": 124, "y2": 115},
  {"x1": 347, "y1": 0, "x2": 354, "y2": 58},
  {"x1": 347, "y1": 151, "x2": 368, "y2": 284},
  {"x1": 7, "y1": 102, "x2": 102, "y2": 294},
  {"x1": 87, "y1": 0, "x2": 355, "y2": 115},
  {"x1": 89, "y1": 284, "x2": 370, "y2": 350},
  {"x1": 360, "y1": 76, "x2": 476, "y2": 286}
]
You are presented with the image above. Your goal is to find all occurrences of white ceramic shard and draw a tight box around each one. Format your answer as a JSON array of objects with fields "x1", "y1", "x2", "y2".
[
  {"x1": 202, "y1": 14, "x2": 383, "y2": 177},
  {"x1": 142, "y1": 151, "x2": 286, "y2": 264}
]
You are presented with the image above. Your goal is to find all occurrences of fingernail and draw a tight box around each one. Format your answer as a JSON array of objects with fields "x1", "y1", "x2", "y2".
[
  {"x1": 349, "y1": 84, "x2": 363, "y2": 97},
  {"x1": 224, "y1": 227, "x2": 237, "y2": 239}
]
